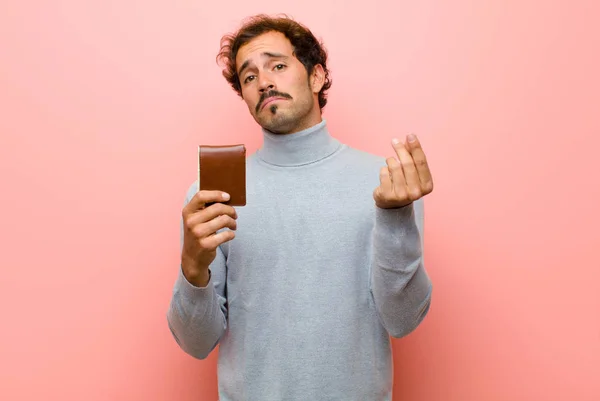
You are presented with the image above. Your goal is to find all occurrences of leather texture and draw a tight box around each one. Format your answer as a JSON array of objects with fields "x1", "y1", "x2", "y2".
[{"x1": 198, "y1": 144, "x2": 246, "y2": 206}]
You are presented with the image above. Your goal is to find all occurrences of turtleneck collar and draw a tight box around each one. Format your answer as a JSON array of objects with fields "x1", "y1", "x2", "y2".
[{"x1": 256, "y1": 119, "x2": 342, "y2": 167}]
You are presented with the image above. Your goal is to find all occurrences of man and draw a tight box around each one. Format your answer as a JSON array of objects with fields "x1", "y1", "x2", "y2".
[{"x1": 167, "y1": 14, "x2": 434, "y2": 401}]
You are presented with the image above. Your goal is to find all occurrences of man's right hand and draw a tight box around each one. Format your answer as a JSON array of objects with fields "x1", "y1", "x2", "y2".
[{"x1": 181, "y1": 190, "x2": 238, "y2": 287}]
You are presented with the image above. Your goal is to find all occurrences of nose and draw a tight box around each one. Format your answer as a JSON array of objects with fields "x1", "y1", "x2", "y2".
[{"x1": 258, "y1": 74, "x2": 275, "y2": 93}]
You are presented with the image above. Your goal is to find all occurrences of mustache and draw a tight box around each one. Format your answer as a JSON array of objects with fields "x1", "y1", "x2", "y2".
[{"x1": 256, "y1": 90, "x2": 293, "y2": 113}]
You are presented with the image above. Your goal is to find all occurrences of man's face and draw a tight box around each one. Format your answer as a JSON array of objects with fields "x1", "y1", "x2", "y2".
[{"x1": 235, "y1": 31, "x2": 324, "y2": 134}]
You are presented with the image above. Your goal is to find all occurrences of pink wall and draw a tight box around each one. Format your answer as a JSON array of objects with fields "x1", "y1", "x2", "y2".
[{"x1": 1, "y1": 1, "x2": 599, "y2": 400}]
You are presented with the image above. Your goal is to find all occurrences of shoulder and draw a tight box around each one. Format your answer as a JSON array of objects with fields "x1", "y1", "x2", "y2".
[
  {"x1": 343, "y1": 145, "x2": 386, "y2": 161},
  {"x1": 337, "y1": 144, "x2": 388, "y2": 170},
  {"x1": 182, "y1": 180, "x2": 199, "y2": 205}
]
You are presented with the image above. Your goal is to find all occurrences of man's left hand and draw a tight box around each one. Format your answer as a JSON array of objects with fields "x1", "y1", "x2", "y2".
[{"x1": 373, "y1": 134, "x2": 434, "y2": 209}]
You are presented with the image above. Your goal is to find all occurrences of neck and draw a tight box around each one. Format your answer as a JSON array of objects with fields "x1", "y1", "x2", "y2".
[{"x1": 257, "y1": 119, "x2": 342, "y2": 167}]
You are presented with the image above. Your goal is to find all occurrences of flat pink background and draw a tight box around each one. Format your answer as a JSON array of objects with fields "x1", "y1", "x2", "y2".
[{"x1": 1, "y1": 1, "x2": 599, "y2": 400}]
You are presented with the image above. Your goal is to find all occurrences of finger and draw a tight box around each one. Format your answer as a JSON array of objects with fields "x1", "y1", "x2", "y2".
[
  {"x1": 185, "y1": 190, "x2": 231, "y2": 214},
  {"x1": 377, "y1": 165, "x2": 393, "y2": 197},
  {"x1": 185, "y1": 203, "x2": 237, "y2": 230},
  {"x1": 385, "y1": 157, "x2": 407, "y2": 198},
  {"x1": 405, "y1": 134, "x2": 433, "y2": 193},
  {"x1": 201, "y1": 203, "x2": 238, "y2": 222},
  {"x1": 199, "y1": 230, "x2": 236, "y2": 251},
  {"x1": 392, "y1": 138, "x2": 421, "y2": 199},
  {"x1": 194, "y1": 215, "x2": 237, "y2": 239}
]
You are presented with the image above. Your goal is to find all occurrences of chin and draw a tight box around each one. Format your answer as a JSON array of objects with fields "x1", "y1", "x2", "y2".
[{"x1": 256, "y1": 110, "x2": 297, "y2": 134}]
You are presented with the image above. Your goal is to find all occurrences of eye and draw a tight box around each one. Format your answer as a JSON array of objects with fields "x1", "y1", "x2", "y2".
[
  {"x1": 274, "y1": 64, "x2": 286, "y2": 71},
  {"x1": 243, "y1": 75, "x2": 256, "y2": 84}
]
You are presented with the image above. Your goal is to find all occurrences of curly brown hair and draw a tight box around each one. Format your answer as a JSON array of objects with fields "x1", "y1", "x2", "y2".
[{"x1": 216, "y1": 14, "x2": 332, "y2": 110}]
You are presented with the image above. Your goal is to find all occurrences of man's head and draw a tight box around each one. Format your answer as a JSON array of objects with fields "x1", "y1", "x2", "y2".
[{"x1": 217, "y1": 15, "x2": 332, "y2": 134}]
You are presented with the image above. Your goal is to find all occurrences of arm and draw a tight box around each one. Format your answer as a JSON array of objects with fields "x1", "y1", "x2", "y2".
[
  {"x1": 166, "y1": 185, "x2": 233, "y2": 359},
  {"x1": 167, "y1": 247, "x2": 228, "y2": 359},
  {"x1": 370, "y1": 198, "x2": 432, "y2": 338}
]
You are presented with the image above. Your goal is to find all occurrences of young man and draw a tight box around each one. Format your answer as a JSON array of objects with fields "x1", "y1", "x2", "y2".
[{"x1": 168, "y1": 14, "x2": 434, "y2": 401}]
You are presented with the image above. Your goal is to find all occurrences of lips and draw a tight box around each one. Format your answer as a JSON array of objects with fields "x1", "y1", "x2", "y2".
[{"x1": 261, "y1": 97, "x2": 285, "y2": 110}]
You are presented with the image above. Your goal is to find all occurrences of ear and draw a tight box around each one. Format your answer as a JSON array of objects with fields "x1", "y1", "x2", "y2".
[{"x1": 310, "y1": 64, "x2": 326, "y2": 94}]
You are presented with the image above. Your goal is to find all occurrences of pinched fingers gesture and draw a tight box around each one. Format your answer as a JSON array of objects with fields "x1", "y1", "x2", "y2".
[{"x1": 373, "y1": 134, "x2": 434, "y2": 209}]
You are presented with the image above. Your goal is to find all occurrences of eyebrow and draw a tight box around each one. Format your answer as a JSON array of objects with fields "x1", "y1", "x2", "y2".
[{"x1": 238, "y1": 52, "x2": 289, "y2": 77}]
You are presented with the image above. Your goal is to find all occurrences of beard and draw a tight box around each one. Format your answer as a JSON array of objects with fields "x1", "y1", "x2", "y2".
[
  {"x1": 250, "y1": 76, "x2": 318, "y2": 134},
  {"x1": 253, "y1": 92, "x2": 314, "y2": 135}
]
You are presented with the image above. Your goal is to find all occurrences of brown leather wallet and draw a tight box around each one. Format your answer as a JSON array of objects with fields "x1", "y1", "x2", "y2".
[{"x1": 198, "y1": 144, "x2": 246, "y2": 206}]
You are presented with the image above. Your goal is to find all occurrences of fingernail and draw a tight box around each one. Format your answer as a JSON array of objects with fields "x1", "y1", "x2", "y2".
[
  {"x1": 222, "y1": 193, "x2": 230, "y2": 200},
  {"x1": 407, "y1": 134, "x2": 417, "y2": 143},
  {"x1": 392, "y1": 138, "x2": 400, "y2": 145}
]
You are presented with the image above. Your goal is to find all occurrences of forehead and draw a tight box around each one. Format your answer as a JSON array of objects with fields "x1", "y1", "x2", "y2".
[{"x1": 236, "y1": 31, "x2": 294, "y2": 69}]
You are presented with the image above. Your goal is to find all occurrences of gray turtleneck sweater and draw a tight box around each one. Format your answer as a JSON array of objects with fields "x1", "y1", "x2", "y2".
[{"x1": 167, "y1": 119, "x2": 432, "y2": 401}]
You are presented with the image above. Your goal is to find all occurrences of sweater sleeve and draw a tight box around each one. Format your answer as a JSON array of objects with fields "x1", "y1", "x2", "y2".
[
  {"x1": 166, "y1": 185, "x2": 228, "y2": 359},
  {"x1": 370, "y1": 198, "x2": 432, "y2": 338},
  {"x1": 167, "y1": 251, "x2": 228, "y2": 359}
]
